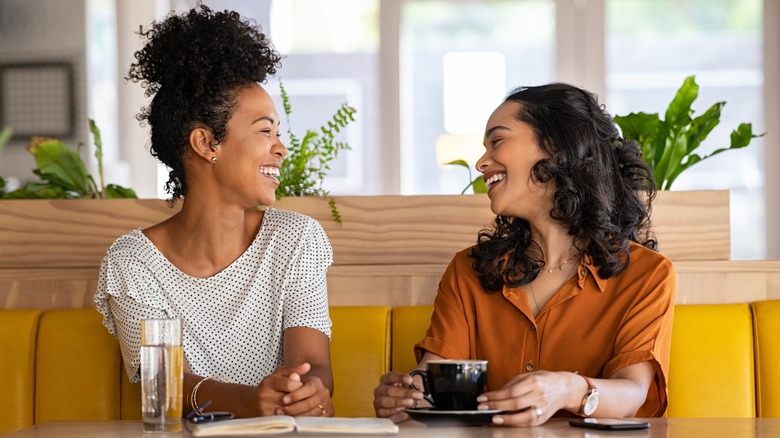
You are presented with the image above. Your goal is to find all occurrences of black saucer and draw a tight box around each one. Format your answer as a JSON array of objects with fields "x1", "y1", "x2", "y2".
[{"x1": 405, "y1": 407, "x2": 505, "y2": 427}]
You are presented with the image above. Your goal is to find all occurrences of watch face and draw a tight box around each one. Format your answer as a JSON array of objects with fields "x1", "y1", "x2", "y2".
[{"x1": 583, "y1": 392, "x2": 600, "y2": 416}]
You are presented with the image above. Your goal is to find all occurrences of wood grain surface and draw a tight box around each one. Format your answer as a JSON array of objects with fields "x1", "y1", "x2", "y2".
[
  {"x1": 0, "y1": 190, "x2": 748, "y2": 310},
  {"x1": 3, "y1": 259, "x2": 779, "y2": 310},
  {"x1": 0, "y1": 190, "x2": 729, "y2": 268}
]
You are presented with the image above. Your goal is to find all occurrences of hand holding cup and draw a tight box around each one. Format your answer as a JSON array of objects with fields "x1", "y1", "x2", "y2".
[{"x1": 409, "y1": 360, "x2": 488, "y2": 411}]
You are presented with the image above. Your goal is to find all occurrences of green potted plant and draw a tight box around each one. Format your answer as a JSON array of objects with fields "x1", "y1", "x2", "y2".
[
  {"x1": 614, "y1": 75, "x2": 763, "y2": 190},
  {"x1": 446, "y1": 75, "x2": 762, "y2": 195},
  {"x1": 0, "y1": 120, "x2": 136, "y2": 199},
  {"x1": 444, "y1": 159, "x2": 487, "y2": 194},
  {"x1": 276, "y1": 81, "x2": 357, "y2": 224}
]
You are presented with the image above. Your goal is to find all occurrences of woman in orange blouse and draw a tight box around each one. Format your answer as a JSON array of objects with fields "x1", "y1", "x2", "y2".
[{"x1": 373, "y1": 83, "x2": 675, "y2": 426}]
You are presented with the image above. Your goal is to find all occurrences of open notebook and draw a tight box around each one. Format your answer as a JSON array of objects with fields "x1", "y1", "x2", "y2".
[{"x1": 190, "y1": 415, "x2": 399, "y2": 436}]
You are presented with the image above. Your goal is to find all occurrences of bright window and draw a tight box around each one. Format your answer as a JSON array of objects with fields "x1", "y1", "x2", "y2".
[
  {"x1": 211, "y1": 0, "x2": 766, "y2": 259},
  {"x1": 267, "y1": 0, "x2": 379, "y2": 194},
  {"x1": 399, "y1": 0, "x2": 555, "y2": 195},
  {"x1": 605, "y1": 0, "x2": 764, "y2": 258}
]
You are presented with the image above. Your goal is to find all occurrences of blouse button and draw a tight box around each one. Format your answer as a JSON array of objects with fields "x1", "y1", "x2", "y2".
[
  {"x1": 531, "y1": 325, "x2": 537, "y2": 331},
  {"x1": 525, "y1": 362, "x2": 534, "y2": 371}
]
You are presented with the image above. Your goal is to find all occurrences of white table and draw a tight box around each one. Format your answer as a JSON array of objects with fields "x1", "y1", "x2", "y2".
[{"x1": 6, "y1": 418, "x2": 780, "y2": 438}]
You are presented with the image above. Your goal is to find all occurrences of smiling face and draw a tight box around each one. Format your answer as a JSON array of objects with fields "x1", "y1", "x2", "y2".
[
  {"x1": 212, "y1": 83, "x2": 287, "y2": 207},
  {"x1": 476, "y1": 101, "x2": 553, "y2": 220}
]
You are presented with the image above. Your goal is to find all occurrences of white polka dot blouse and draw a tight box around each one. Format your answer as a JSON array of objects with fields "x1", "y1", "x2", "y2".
[{"x1": 94, "y1": 208, "x2": 333, "y2": 384}]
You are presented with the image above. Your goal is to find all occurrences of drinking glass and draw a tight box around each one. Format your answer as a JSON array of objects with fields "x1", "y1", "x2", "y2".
[{"x1": 140, "y1": 318, "x2": 183, "y2": 433}]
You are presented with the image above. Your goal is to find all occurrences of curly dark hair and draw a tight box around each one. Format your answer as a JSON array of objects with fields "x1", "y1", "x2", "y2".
[
  {"x1": 126, "y1": 5, "x2": 282, "y2": 202},
  {"x1": 471, "y1": 83, "x2": 657, "y2": 292}
]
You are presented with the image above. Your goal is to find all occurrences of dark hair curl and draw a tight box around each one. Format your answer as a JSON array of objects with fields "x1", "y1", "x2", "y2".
[
  {"x1": 126, "y1": 5, "x2": 282, "y2": 202},
  {"x1": 471, "y1": 83, "x2": 657, "y2": 292}
]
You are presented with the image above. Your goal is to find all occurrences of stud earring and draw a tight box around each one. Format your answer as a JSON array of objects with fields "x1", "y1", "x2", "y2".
[{"x1": 211, "y1": 156, "x2": 217, "y2": 164}]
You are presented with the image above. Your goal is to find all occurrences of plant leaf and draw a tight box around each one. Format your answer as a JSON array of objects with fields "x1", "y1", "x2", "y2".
[
  {"x1": 614, "y1": 112, "x2": 661, "y2": 167},
  {"x1": 2, "y1": 182, "x2": 70, "y2": 199},
  {"x1": 664, "y1": 154, "x2": 703, "y2": 189},
  {"x1": 614, "y1": 75, "x2": 762, "y2": 190},
  {"x1": 667, "y1": 123, "x2": 762, "y2": 190},
  {"x1": 27, "y1": 138, "x2": 97, "y2": 196},
  {"x1": 657, "y1": 130, "x2": 688, "y2": 190},
  {"x1": 664, "y1": 75, "x2": 697, "y2": 128},
  {"x1": 695, "y1": 124, "x2": 761, "y2": 162},
  {"x1": 684, "y1": 102, "x2": 724, "y2": 155},
  {"x1": 277, "y1": 82, "x2": 357, "y2": 201},
  {"x1": 471, "y1": 176, "x2": 487, "y2": 194},
  {"x1": 444, "y1": 159, "x2": 470, "y2": 168},
  {"x1": 730, "y1": 123, "x2": 764, "y2": 148},
  {"x1": 653, "y1": 76, "x2": 698, "y2": 187},
  {"x1": 275, "y1": 79, "x2": 357, "y2": 223},
  {"x1": 0, "y1": 126, "x2": 11, "y2": 154},
  {"x1": 89, "y1": 119, "x2": 107, "y2": 197},
  {"x1": 105, "y1": 184, "x2": 138, "y2": 199},
  {"x1": 328, "y1": 197, "x2": 343, "y2": 225},
  {"x1": 444, "y1": 159, "x2": 478, "y2": 194}
]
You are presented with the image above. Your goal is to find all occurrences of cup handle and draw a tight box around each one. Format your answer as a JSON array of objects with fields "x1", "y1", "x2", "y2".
[{"x1": 408, "y1": 370, "x2": 435, "y2": 407}]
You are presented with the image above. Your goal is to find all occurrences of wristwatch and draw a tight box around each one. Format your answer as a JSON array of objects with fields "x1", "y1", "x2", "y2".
[{"x1": 576, "y1": 375, "x2": 599, "y2": 416}]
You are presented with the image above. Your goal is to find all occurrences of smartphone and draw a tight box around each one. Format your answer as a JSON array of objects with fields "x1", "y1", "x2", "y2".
[
  {"x1": 569, "y1": 418, "x2": 650, "y2": 430},
  {"x1": 188, "y1": 411, "x2": 235, "y2": 424}
]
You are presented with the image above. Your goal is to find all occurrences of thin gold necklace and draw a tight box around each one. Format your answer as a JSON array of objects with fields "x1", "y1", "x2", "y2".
[
  {"x1": 544, "y1": 255, "x2": 578, "y2": 274},
  {"x1": 528, "y1": 282, "x2": 541, "y2": 314},
  {"x1": 529, "y1": 255, "x2": 579, "y2": 314}
]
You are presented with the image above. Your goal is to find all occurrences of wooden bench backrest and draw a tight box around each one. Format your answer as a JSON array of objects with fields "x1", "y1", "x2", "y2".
[{"x1": 8, "y1": 191, "x2": 776, "y2": 309}]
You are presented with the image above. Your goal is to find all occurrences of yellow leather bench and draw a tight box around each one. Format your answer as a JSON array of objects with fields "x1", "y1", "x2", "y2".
[
  {"x1": 391, "y1": 305, "x2": 433, "y2": 373},
  {"x1": 753, "y1": 300, "x2": 780, "y2": 417},
  {"x1": 667, "y1": 304, "x2": 756, "y2": 417},
  {"x1": 330, "y1": 306, "x2": 391, "y2": 417},
  {"x1": 2, "y1": 302, "x2": 779, "y2": 435},
  {"x1": 35, "y1": 309, "x2": 125, "y2": 423},
  {"x1": 100, "y1": 306, "x2": 393, "y2": 420},
  {"x1": 0, "y1": 309, "x2": 40, "y2": 435},
  {"x1": 0, "y1": 306, "x2": 391, "y2": 435}
]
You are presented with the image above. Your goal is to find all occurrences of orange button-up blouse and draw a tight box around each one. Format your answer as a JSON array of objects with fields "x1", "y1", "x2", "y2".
[{"x1": 415, "y1": 241, "x2": 676, "y2": 417}]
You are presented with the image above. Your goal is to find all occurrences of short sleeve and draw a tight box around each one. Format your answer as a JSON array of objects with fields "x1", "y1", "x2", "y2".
[
  {"x1": 94, "y1": 244, "x2": 168, "y2": 382},
  {"x1": 415, "y1": 251, "x2": 472, "y2": 362},
  {"x1": 281, "y1": 219, "x2": 333, "y2": 338},
  {"x1": 603, "y1": 258, "x2": 676, "y2": 416}
]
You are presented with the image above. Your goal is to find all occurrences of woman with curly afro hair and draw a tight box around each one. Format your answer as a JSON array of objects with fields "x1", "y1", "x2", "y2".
[
  {"x1": 95, "y1": 5, "x2": 336, "y2": 419},
  {"x1": 375, "y1": 84, "x2": 676, "y2": 426}
]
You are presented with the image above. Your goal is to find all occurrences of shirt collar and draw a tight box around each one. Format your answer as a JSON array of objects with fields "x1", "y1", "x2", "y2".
[{"x1": 577, "y1": 253, "x2": 608, "y2": 292}]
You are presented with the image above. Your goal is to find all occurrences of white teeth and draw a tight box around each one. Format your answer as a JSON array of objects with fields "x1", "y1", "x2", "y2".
[
  {"x1": 485, "y1": 173, "x2": 506, "y2": 185},
  {"x1": 259, "y1": 166, "x2": 279, "y2": 177}
]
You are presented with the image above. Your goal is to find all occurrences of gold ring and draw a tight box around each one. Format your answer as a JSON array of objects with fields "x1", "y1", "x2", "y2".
[{"x1": 534, "y1": 407, "x2": 543, "y2": 420}]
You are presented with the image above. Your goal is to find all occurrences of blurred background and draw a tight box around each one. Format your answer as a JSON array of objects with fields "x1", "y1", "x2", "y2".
[{"x1": 0, "y1": 0, "x2": 775, "y2": 260}]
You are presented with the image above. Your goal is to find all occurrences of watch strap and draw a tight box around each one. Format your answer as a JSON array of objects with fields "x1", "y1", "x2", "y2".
[{"x1": 576, "y1": 374, "x2": 599, "y2": 416}]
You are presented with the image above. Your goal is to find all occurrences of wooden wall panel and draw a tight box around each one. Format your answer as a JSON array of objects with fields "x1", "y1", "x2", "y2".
[
  {"x1": 0, "y1": 268, "x2": 97, "y2": 310},
  {"x1": 674, "y1": 260, "x2": 780, "y2": 304},
  {"x1": 650, "y1": 190, "x2": 730, "y2": 261},
  {"x1": 0, "y1": 190, "x2": 747, "y2": 310},
  {"x1": 0, "y1": 199, "x2": 180, "y2": 268},
  {"x1": 4, "y1": 260, "x2": 780, "y2": 310},
  {"x1": 0, "y1": 190, "x2": 729, "y2": 269}
]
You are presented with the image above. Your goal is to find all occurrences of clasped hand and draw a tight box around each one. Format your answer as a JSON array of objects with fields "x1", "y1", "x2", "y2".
[{"x1": 255, "y1": 362, "x2": 333, "y2": 417}]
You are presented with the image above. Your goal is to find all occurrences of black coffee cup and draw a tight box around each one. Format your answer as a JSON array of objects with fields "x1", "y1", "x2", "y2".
[{"x1": 409, "y1": 360, "x2": 488, "y2": 411}]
